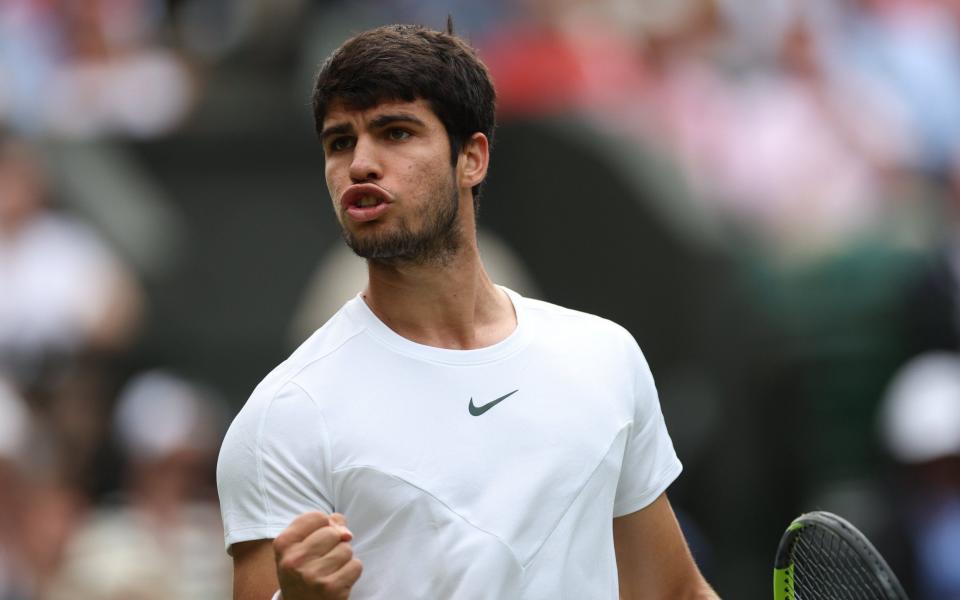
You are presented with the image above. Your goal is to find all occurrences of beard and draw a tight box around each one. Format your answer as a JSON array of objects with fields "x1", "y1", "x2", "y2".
[{"x1": 340, "y1": 173, "x2": 461, "y2": 266}]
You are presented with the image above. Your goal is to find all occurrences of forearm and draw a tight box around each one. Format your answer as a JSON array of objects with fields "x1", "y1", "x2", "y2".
[
  {"x1": 682, "y1": 580, "x2": 721, "y2": 600},
  {"x1": 620, "y1": 576, "x2": 720, "y2": 600},
  {"x1": 613, "y1": 494, "x2": 721, "y2": 600}
]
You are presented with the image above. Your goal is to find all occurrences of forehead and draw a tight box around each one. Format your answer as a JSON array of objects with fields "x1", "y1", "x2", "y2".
[{"x1": 322, "y1": 98, "x2": 441, "y2": 129}]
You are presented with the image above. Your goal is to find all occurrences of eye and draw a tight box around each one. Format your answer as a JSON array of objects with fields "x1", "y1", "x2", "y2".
[
  {"x1": 387, "y1": 128, "x2": 412, "y2": 141},
  {"x1": 327, "y1": 136, "x2": 354, "y2": 153}
]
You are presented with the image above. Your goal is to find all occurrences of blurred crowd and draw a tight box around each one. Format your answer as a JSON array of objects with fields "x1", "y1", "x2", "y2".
[
  {"x1": 0, "y1": 127, "x2": 230, "y2": 599},
  {"x1": 2, "y1": 0, "x2": 960, "y2": 598}
]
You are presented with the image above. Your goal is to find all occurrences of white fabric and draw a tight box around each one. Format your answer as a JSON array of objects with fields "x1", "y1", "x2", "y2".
[{"x1": 217, "y1": 289, "x2": 682, "y2": 599}]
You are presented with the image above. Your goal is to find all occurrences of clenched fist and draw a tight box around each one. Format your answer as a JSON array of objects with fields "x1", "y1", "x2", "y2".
[{"x1": 274, "y1": 512, "x2": 362, "y2": 600}]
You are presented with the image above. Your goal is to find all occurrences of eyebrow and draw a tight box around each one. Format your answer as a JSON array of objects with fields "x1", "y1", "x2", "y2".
[
  {"x1": 319, "y1": 122, "x2": 353, "y2": 143},
  {"x1": 320, "y1": 112, "x2": 428, "y2": 142},
  {"x1": 369, "y1": 113, "x2": 427, "y2": 130}
]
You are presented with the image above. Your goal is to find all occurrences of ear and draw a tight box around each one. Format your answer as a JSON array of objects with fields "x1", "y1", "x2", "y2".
[{"x1": 457, "y1": 132, "x2": 489, "y2": 191}]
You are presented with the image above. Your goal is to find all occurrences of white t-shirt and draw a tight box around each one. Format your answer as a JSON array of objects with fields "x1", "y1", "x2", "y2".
[{"x1": 217, "y1": 289, "x2": 682, "y2": 599}]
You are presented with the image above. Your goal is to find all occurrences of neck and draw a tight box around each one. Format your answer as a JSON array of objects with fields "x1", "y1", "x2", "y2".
[{"x1": 363, "y1": 230, "x2": 516, "y2": 350}]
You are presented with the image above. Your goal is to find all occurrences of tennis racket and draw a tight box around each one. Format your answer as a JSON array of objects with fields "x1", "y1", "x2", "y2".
[{"x1": 773, "y1": 510, "x2": 909, "y2": 600}]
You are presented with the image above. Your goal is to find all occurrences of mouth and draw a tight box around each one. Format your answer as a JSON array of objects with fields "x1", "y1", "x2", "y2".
[
  {"x1": 340, "y1": 184, "x2": 392, "y2": 222},
  {"x1": 354, "y1": 195, "x2": 384, "y2": 208}
]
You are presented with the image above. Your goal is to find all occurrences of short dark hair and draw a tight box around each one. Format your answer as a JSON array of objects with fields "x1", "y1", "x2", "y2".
[{"x1": 312, "y1": 24, "x2": 497, "y2": 201}]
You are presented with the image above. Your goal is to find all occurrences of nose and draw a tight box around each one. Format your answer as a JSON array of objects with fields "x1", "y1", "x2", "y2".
[{"x1": 348, "y1": 136, "x2": 382, "y2": 183}]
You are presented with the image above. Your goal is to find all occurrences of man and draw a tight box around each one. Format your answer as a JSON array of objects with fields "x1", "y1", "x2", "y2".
[{"x1": 217, "y1": 23, "x2": 718, "y2": 600}]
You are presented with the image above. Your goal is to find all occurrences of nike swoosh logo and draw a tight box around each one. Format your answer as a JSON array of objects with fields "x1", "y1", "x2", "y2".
[{"x1": 469, "y1": 390, "x2": 518, "y2": 416}]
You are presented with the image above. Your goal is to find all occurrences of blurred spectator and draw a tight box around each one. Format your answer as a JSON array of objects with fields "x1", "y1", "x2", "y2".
[
  {"x1": 641, "y1": 3, "x2": 903, "y2": 258},
  {"x1": 0, "y1": 377, "x2": 84, "y2": 600},
  {"x1": 482, "y1": 0, "x2": 914, "y2": 259},
  {"x1": 879, "y1": 352, "x2": 960, "y2": 599},
  {"x1": 900, "y1": 164, "x2": 960, "y2": 356},
  {"x1": 480, "y1": 0, "x2": 652, "y2": 118},
  {"x1": 0, "y1": 377, "x2": 31, "y2": 600},
  {"x1": 0, "y1": 134, "x2": 143, "y2": 388},
  {"x1": 0, "y1": 0, "x2": 195, "y2": 138},
  {"x1": 0, "y1": 0, "x2": 61, "y2": 134},
  {"x1": 364, "y1": 0, "x2": 512, "y2": 37},
  {"x1": 829, "y1": 0, "x2": 960, "y2": 175},
  {"x1": 174, "y1": 0, "x2": 310, "y2": 62},
  {"x1": 42, "y1": 370, "x2": 232, "y2": 600}
]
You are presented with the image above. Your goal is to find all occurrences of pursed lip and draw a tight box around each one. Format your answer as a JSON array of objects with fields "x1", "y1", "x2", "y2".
[{"x1": 339, "y1": 183, "x2": 392, "y2": 213}]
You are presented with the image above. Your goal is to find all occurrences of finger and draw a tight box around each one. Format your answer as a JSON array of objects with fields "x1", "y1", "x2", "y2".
[
  {"x1": 301, "y1": 541, "x2": 355, "y2": 579},
  {"x1": 338, "y1": 557, "x2": 363, "y2": 588},
  {"x1": 277, "y1": 527, "x2": 346, "y2": 574},
  {"x1": 308, "y1": 556, "x2": 362, "y2": 596},
  {"x1": 274, "y1": 512, "x2": 331, "y2": 553},
  {"x1": 296, "y1": 524, "x2": 350, "y2": 561},
  {"x1": 328, "y1": 513, "x2": 353, "y2": 541}
]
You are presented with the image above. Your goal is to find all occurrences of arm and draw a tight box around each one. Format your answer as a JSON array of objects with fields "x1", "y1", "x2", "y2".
[
  {"x1": 613, "y1": 493, "x2": 719, "y2": 600},
  {"x1": 230, "y1": 512, "x2": 361, "y2": 600},
  {"x1": 232, "y1": 539, "x2": 279, "y2": 600},
  {"x1": 219, "y1": 381, "x2": 348, "y2": 599}
]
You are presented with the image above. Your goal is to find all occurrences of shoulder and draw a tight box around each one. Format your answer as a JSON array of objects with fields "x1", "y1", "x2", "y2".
[
  {"x1": 222, "y1": 301, "x2": 367, "y2": 441},
  {"x1": 257, "y1": 302, "x2": 367, "y2": 400},
  {"x1": 217, "y1": 307, "x2": 363, "y2": 512},
  {"x1": 518, "y1": 294, "x2": 639, "y2": 350},
  {"x1": 515, "y1": 293, "x2": 653, "y2": 393}
]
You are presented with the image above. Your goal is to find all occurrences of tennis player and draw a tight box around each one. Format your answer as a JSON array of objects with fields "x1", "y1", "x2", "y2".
[{"x1": 217, "y1": 23, "x2": 719, "y2": 600}]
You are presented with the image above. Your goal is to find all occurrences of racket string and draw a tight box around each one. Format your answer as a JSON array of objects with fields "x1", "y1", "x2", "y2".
[{"x1": 789, "y1": 525, "x2": 888, "y2": 600}]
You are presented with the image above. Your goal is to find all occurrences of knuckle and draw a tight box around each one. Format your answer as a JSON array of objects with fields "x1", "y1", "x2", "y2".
[
  {"x1": 277, "y1": 546, "x2": 308, "y2": 573},
  {"x1": 277, "y1": 553, "x2": 300, "y2": 573},
  {"x1": 321, "y1": 545, "x2": 347, "y2": 568},
  {"x1": 324, "y1": 527, "x2": 343, "y2": 542},
  {"x1": 295, "y1": 511, "x2": 328, "y2": 527},
  {"x1": 315, "y1": 573, "x2": 339, "y2": 592},
  {"x1": 306, "y1": 511, "x2": 331, "y2": 527},
  {"x1": 309, "y1": 528, "x2": 339, "y2": 551},
  {"x1": 277, "y1": 558, "x2": 295, "y2": 573},
  {"x1": 348, "y1": 558, "x2": 364, "y2": 581}
]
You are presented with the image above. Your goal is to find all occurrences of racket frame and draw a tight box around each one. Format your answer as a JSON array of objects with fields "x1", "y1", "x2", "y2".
[{"x1": 772, "y1": 510, "x2": 909, "y2": 600}]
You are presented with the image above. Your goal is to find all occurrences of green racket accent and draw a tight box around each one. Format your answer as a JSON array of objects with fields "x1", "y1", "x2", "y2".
[
  {"x1": 773, "y1": 521, "x2": 802, "y2": 600},
  {"x1": 773, "y1": 564, "x2": 795, "y2": 600}
]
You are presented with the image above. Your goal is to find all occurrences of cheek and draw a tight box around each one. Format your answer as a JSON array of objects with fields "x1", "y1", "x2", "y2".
[
  {"x1": 327, "y1": 185, "x2": 338, "y2": 212},
  {"x1": 407, "y1": 153, "x2": 451, "y2": 188},
  {"x1": 325, "y1": 165, "x2": 344, "y2": 203}
]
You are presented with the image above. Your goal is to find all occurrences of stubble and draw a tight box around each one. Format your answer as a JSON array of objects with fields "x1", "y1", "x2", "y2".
[{"x1": 340, "y1": 171, "x2": 461, "y2": 267}]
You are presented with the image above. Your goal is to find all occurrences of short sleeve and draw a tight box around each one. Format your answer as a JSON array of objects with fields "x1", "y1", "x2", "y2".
[
  {"x1": 216, "y1": 380, "x2": 334, "y2": 552},
  {"x1": 612, "y1": 338, "x2": 683, "y2": 517}
]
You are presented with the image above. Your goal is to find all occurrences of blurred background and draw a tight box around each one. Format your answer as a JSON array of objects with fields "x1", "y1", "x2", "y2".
[{"x1": 2, "y1": 0, "x2": 960, "y2": 598}]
